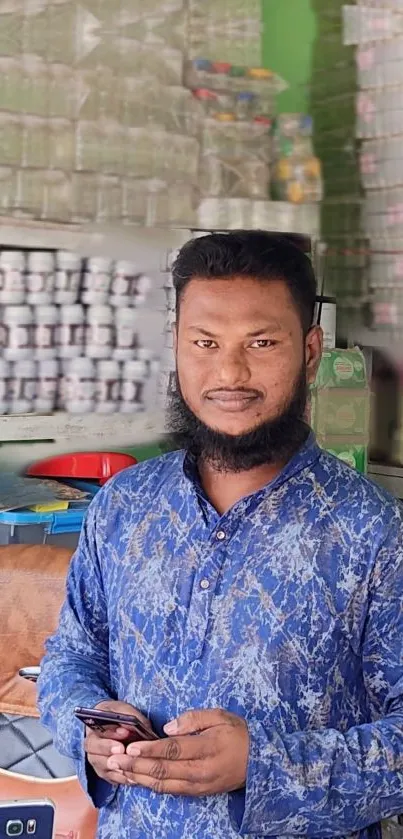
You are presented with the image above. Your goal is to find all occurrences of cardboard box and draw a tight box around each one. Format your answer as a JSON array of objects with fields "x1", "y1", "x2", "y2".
[
  {"x1": 310, "y1": 388, "x2": 370, "y2": 438},
  {"x1": 318, "y1": 437, "x2": 368, "y2": 474},
  {"x1": 314, "y1": 348, "x2": 368, "y2": 389}
]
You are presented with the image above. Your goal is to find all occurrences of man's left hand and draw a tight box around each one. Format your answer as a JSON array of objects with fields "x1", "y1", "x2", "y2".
[{"x1": 106, "y1": 708, "x2": 249, "y2": 797}]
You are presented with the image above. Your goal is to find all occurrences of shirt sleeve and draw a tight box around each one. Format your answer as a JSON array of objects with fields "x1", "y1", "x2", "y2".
[
  {"x1": 37, "y1": 490, "x2": 117, "y2": 809},
  {"x1": 229, "y1": 515, "x2": 403, "y2": 837}
]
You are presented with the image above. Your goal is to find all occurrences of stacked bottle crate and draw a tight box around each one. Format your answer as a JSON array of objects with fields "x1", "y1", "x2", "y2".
[
  {"x1": 310, "y1": 0, "x2": 369, "y2": 341},
  {"x1": 344, "y1": 2, "x2": 403, "y2": 336}
]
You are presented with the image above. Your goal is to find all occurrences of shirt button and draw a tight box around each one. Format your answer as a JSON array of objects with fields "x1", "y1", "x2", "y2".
[
  {"x1": 200, "y1": 579, "x2": 210, "y2": 590},
  {"x1": 216, "y1": 530, "x2": 226, "y2": 541}
]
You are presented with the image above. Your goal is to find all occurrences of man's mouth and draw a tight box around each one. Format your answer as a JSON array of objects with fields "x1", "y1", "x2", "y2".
[{"x1": 205, "y1": 391, "x2": 261, "y2": 412}]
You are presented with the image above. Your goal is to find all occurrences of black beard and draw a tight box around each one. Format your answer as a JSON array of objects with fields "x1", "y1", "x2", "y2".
[{"x1": 166, "y1": 367, "x2": 310, "y2": 473}]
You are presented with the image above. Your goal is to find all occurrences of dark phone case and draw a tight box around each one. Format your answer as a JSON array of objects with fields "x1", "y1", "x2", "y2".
[
  {"x1": 74, "y1": 708, "x2": 160, "y2": 741},
  {"x1": 0, "y1": 802, "x2": 54, "y2": 838}
]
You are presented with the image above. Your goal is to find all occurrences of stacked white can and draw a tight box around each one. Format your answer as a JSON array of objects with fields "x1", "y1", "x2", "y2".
[
  {"x1": 0, "y1": 247, "x2": 158, "y2": 415},
  {"x1": 157, "y1": 249, "x2": 178, "y2": 410},
  {"x1": 344, "y1": 4, "x2": 403, "y2": 332}
]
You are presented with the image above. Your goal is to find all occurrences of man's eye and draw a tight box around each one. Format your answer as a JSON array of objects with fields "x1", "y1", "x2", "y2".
[
  {"x1": 250, "y1": 339, "x2": 273, "y2": 348},
  {"x1": 194, "y1": 340, "x2": 217, "y2": 349}
]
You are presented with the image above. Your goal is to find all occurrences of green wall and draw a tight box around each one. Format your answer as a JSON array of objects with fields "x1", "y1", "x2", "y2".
[{"x1": 262, "y1": 0, "x2": 317, "y2": 113}]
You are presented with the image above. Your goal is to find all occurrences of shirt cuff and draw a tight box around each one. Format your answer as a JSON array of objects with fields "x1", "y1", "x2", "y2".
[
  {"x1": 228, "y1": 719, "x2": 272, "y2": 836},
  {"x1": 70, "y1": 702, "x2": 118, "y2": 810}
]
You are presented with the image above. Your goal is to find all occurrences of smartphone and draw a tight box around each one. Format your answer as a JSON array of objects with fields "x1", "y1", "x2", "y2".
[
  {"x1": 18, "y1": 667, "x2": 41, "y2": 684},
  {"x1": 74, "y1": 707, "x2": 160, "y2": 742},
  {"x1": 0, "y1": 799, "x2": 55, "y2": 838}
]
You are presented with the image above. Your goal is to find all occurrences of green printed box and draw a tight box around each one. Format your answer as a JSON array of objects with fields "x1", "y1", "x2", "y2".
[
  {"x1": 314, "y1": 349, "x2": 367, "y2": 389},
  {"x1": 317, "y1": 437, "x2": 368, "y2": 474},
  {"x1": 310, "y1": 388, "x2": 370, "y2": 438}
]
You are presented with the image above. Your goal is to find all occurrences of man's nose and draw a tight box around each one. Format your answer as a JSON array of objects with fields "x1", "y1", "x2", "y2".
[{"x1": 215, "y1": 349, "x2": 251, "y2": 386}]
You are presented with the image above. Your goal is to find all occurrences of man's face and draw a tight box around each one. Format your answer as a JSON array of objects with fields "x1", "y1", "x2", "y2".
[{"x1": 174, "y1": 275, "x2": 322, "y2": 438}]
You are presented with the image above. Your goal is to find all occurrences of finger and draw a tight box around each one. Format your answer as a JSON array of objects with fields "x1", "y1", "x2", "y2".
[
  {"x1": 88, "y1": 759, "x2": 130, "y2": 787},
  {"x1": 107, "y1": 754, "x2": 133, "y2": 773},
  {"x1": 126, "y1": 734, "x2": 211, "y2": 762},
  {"x1": 164, "y1": 709, "x2": 228, "y2": 736},
  {"x1": 122, "y1": 756, "x2": 210, "y2": 784},
  {"x1": 97, "y1": 726, "x2": 133, "y2": 740},
  {"x1": 125, "y1": 773, "x2": 204, "y2": 797},
  {"x1": 85, "y1": 736, "x2": 126, "y2": 757}
]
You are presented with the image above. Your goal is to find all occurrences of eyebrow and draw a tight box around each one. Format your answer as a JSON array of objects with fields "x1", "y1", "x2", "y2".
[{"x1": 187, "y1": 324, "x2": 283, "y2": 337}]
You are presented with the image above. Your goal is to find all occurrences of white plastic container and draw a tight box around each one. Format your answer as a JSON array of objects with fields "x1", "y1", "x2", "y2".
[
  {"x1": 360, "y1": 136, "x2": 403, "y2": 190},
  {"x1": 357, "y1": 87, "x2": 403, "y2": 139},
  {"x1": 9, "y1": 360, "x2": 37, "y2": 414},
  {"x1": 363, "y1": 188, "x2": 403, "y2": 237},
  {"x1": 137, "y1": 273, "x2": 153, "y2": 296},
  {"x1": 86, "y1": 306, "x2": 114, "y2": 360},
  {"x1": 314, "y1": 296, "x2": 337, "y2": 349},
  {"x1": 82, "y1": 257, "x2": 112, "y2": 306},
  {"x1": 120, "y1": 359, "x2": 147, "y2": 413},
  {"x1": 3, "y1": 306, "x2": 33, "y2": 362},
  {"x1": 35, "y1": 359, "x2": 59, "y2": 413},
  {"x1": 55, "y1": 250, "x2": 82, "y2": 305},
  {"x1": 110, "y1": 260, "x2": 138, "y2": 308},
  {"x1": 357, "y1": 38, "x2": 403, "y2": 90},
  {"x1": 34, "y1": 305, "x2": 58, "y2": 360},
  {"x1": 0, "y1": 251, "x2": 25, "y2": 305},
  {"x1": 27, "y1": 251, "x2": 55, "y2": 305},
  {"x1": 0, "y1": 358, "x2": 10, "y2": 414},
  {"x1": 113, "y1": 308, "x2": 139, "y2": 361},
  {"x1": 64, "y1": 357, "x2": 95, "y2": 414},
  {"x1": 58, "y1": 304, "x2": 85, "y2": 359},
  {"x1": 95, "y1": 360, "x2": 121, "y2": 414}
]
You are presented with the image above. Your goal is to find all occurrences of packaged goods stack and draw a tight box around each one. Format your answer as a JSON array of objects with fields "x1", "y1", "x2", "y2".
[
  {"x1": 310, "y1": 0, "x2": 369, "y2": 341},
  {"x1": 270, "y1": 114, "x2": 323, "y2": 239},
  {"x1": 271, "y1": 114, "x2": 323, "y2": 205},
  {"x1": 0, "y1": 248, "x2": 158, "y2": 416},
  {"x1": 310, "y1": 348, "x2": 370, "y2": 474},
  {"x1": 0, "y1": 0, "x2": 199, "y2": 226},
  {"x1": 185, "y1": 59, "x2": 320, "y2": 237},
  {"x1": 343, "y1": 2, "x2": 403, "y2": 336}
]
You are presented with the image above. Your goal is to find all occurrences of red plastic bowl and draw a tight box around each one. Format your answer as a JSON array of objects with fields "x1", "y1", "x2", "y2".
[{"x1": 27, "y1": 452, "x2": 138, "y2": 485}]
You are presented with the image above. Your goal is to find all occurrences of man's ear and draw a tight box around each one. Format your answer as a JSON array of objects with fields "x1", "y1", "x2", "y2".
[
  {"x1": 172, "y1": 323, "x2": 178, "y2": 356},
  {"x1": 305, "y1": 325, "x2": 323, "y2": 385}
]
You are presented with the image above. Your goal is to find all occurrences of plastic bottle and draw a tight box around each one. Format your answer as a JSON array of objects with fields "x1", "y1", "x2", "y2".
[
  {"x1": 3, "y1": 306, "x2": 33, "y2": 362},
  {"x1": 27, "y1": 251, "x2": 55, "y2": 305},
  {"x1": 0, "y1": 358, "x2": 10, "y2": 414},
  {"x1": 35, "y1": 359, "x2": 59, "y2": 413},
  {"x1": 113, "y1": 308, "x2": 139, "y2": 361},
  {"x1": 55, "y1": 250, "x2": 82, "y2": 305},
  {"x1": 64, "y1": 357, "x2": 95, "y2": 414},
  {"x1": 82, "y1": 257, "x2": 112, "y2": 306},
  {"x1": 0, "y1": 251, "x2": 25, "y2": 305},
  {"x1": 34, "y1": 305, "x2": 58, "y2": 361},
  {"x1": 9, "y1": 360, "x2": 37, "y2": 414},
  {"x1": 120, "y1": 359, "x2": 148, "y2": 413},
  {"x1": 95, "y1": 360, "x2": 121, "y2": 414},
  {"x1": 86, "y1": 306, "x2": 114, "y2": 360},
  {"x1": 58, "y1": 304, "x2": 85, "y2": 359},
  {"x1": 110, "y1": 260, "x2": 138, "y2": 308}
]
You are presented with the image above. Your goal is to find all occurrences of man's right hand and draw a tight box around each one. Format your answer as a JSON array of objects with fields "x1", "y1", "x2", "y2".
[{"x1": 84, "y1": 700, "x2": 152, "y2": 786}]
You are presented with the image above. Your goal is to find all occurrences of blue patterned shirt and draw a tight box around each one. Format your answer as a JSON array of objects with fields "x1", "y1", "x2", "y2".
[{"x1": 38, "y1": 436, "x2": 403, "y2": 839}]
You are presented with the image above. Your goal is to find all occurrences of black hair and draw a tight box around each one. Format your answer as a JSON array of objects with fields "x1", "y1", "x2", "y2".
[{"x1": 172, "y1": 230, "x2": 317, "y2": 334}]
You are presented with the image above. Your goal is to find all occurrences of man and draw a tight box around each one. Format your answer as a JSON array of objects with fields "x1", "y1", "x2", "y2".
[{"x1": 39, "y1": 231, "x2": 403, "y2": 839}]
